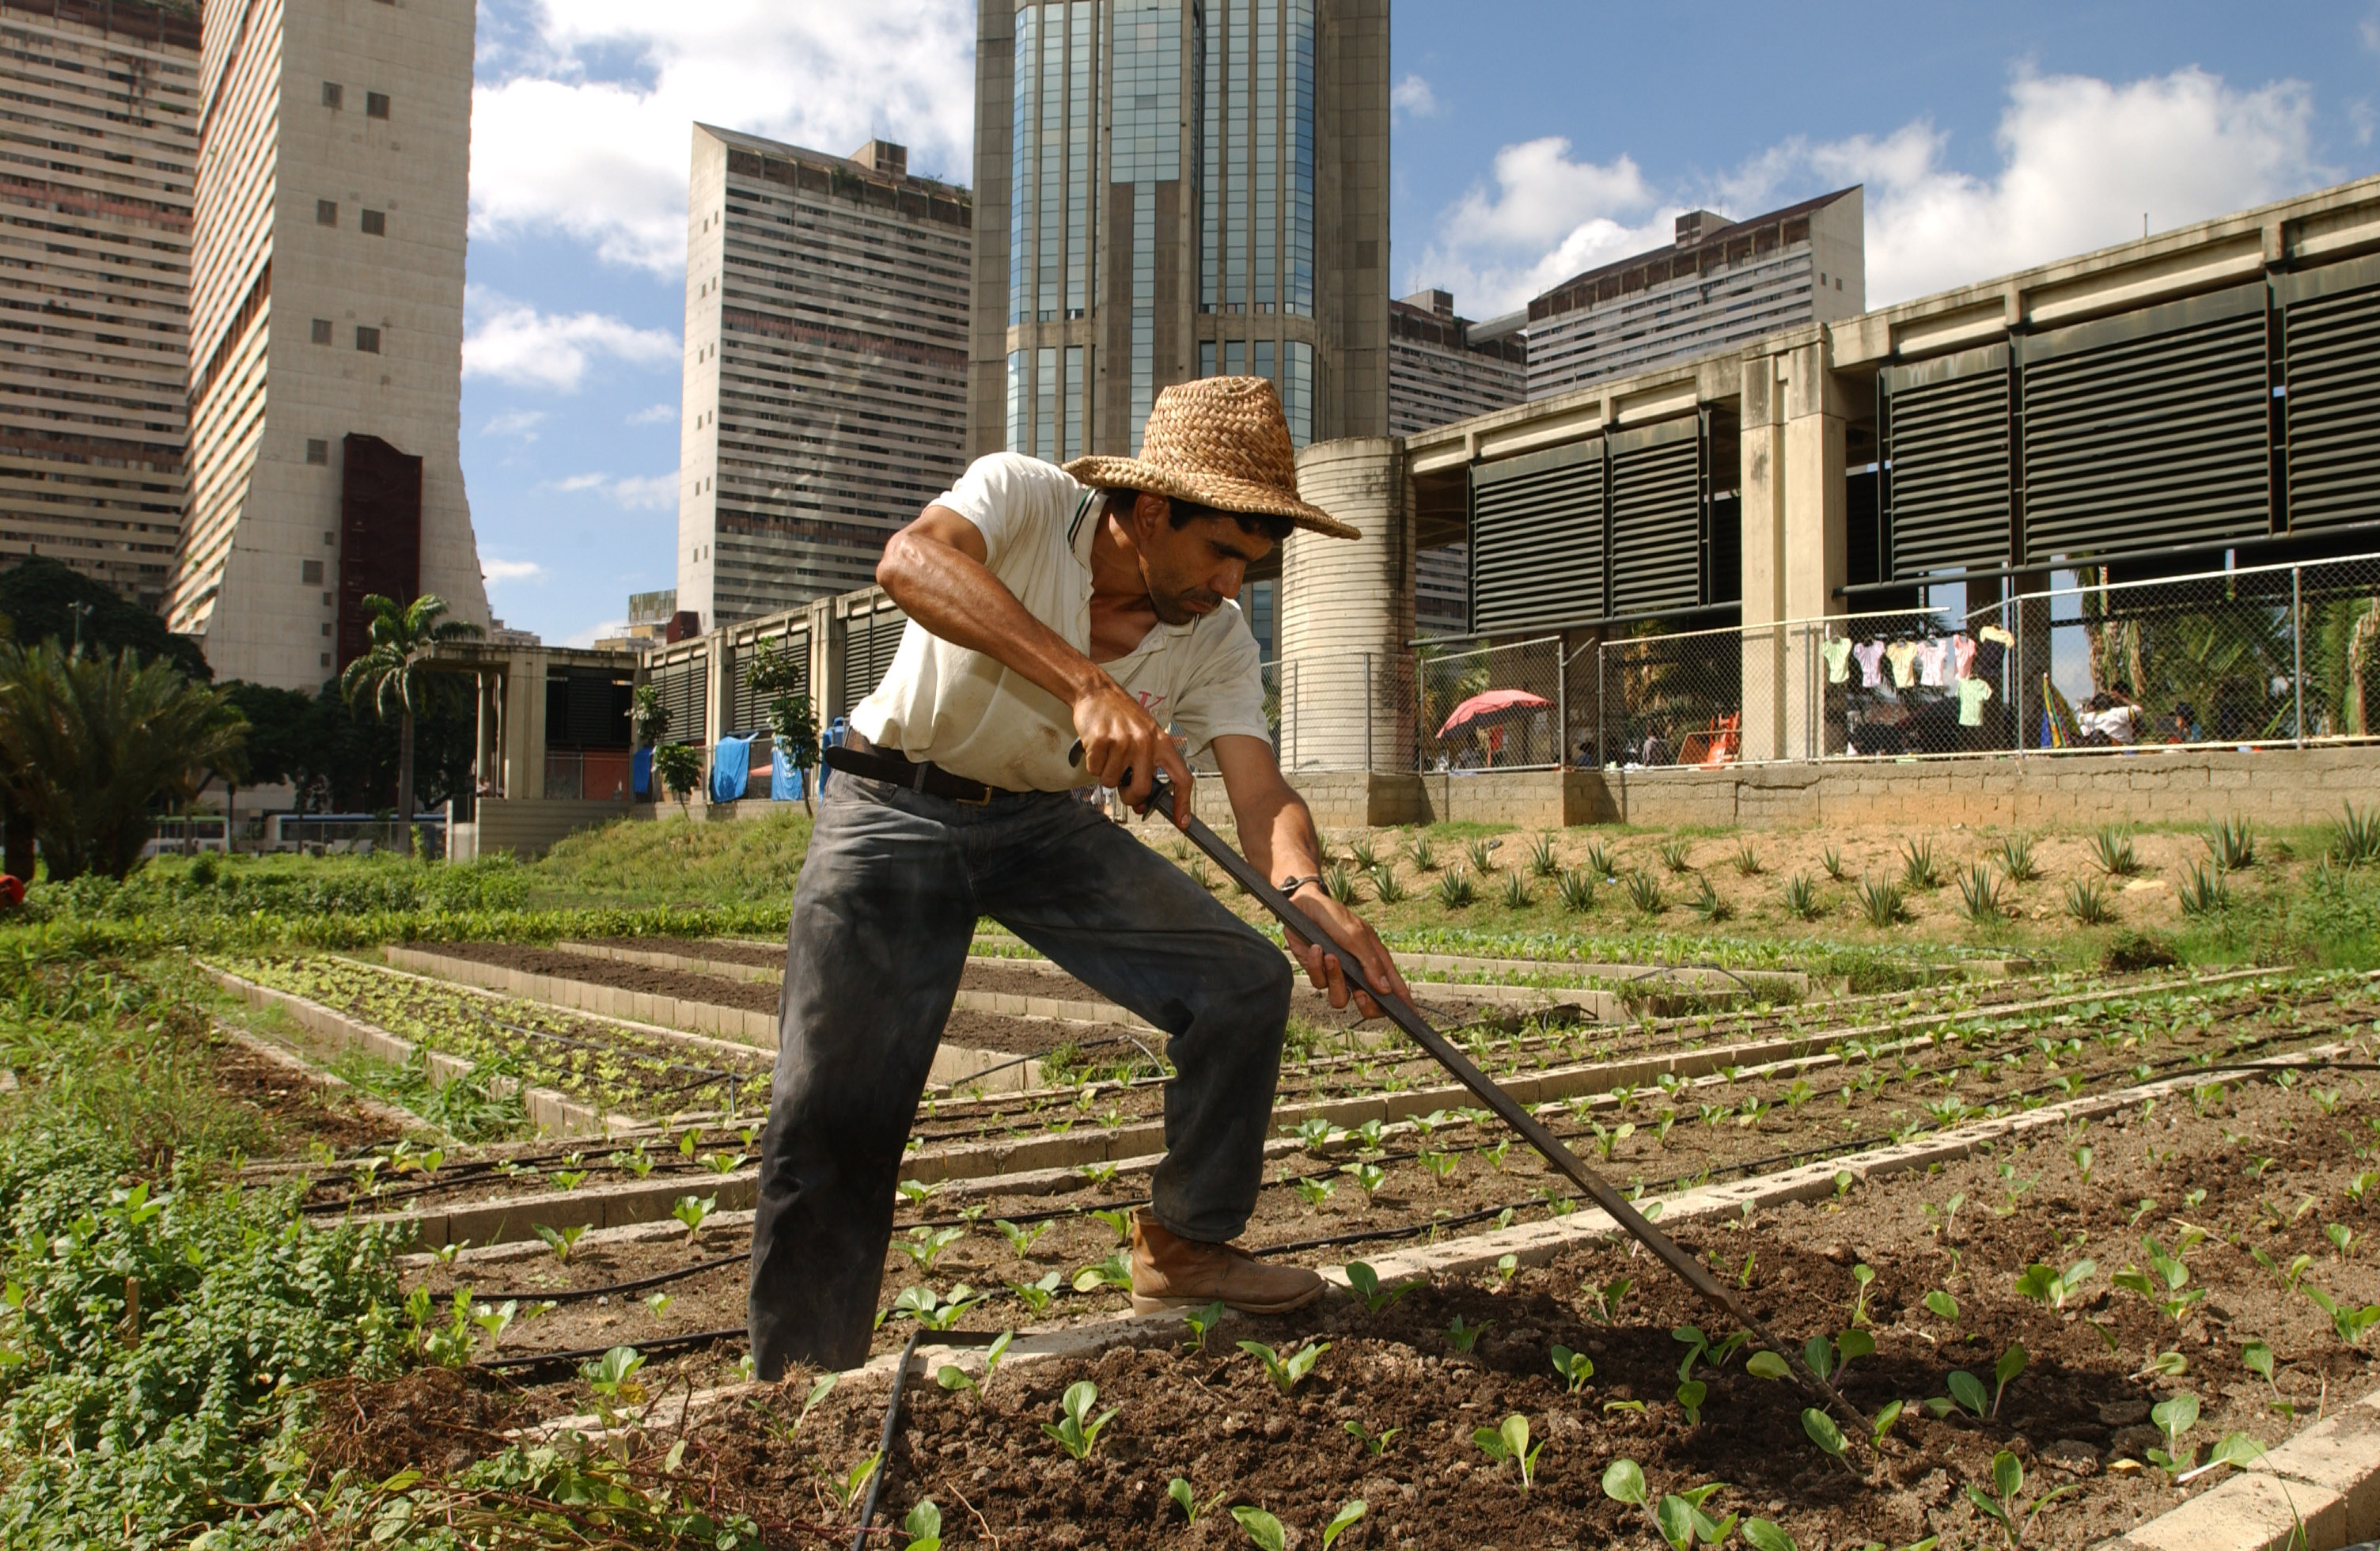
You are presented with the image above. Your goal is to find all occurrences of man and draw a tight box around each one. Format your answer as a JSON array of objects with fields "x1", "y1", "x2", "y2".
[{"x1": 748, "y1": 377, "x2": 1410, "y2": 1375}]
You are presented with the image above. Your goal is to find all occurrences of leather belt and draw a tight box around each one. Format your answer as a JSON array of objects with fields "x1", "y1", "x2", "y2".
[{"x1": 821, "y1": 741, "x2": 1002, "y2": 806}]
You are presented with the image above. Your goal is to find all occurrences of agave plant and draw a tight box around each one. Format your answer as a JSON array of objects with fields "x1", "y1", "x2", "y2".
[
  {"x1": 2204, "y1": 817, "x2": 2256, "y2": 872},
  {"x1": 2178, "y1": 863, "x2": 2231, "y2": 917},
  {"x1": 1556, "y1": 868, "x2": 1597, "y2": 913},
  {"x1": 1658, "y1": 838, "x2": 1695, "y2": 874},
  {"x1": 1858, "y1": 878, "x2": 1908, "y2": 928},
  {"x1": 1626, "y1": 870, "x2": 1667, "y2": 916},
  {"x1": 1957, "y1": 864, "x2": 2007, "y2": 923},
  {"x1": 2064, "y1": 878, "x2": 2116, "y2": 925},
  {"x1": 1435, "y1": 868, "x2": 1476, "y2": 908},
  {"x1": 1995, "y1": 833, "x2": 2041, "y2": 882},
  {"x1": 1899, "y1": 838, "x2": 1940, "y2": 890},
  {"x1": 2090, "y1": 826, "x2": 2142, "y2": 878},
  {"x1": 1779, "y1": 872, "x2": 1822, "y2": 921},
  {"x1": 2333, "y1": 804, "x2": 2380, "y2": 868}
]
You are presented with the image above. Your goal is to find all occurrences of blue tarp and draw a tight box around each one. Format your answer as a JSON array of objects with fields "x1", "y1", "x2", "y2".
[
  {"x1": 631, "y1": 746, "x2": 653, "y2": 797},
  {"x1": 771, "y1": 757, "x2": 804, "y2": 802},
  {"x1": 709, "y1": 737, "x2": 751, "y2": 803}
]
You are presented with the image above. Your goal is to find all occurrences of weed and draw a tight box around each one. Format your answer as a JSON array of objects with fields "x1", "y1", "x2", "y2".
[
  {"x1": 2179, "y1": 862, "x2": 2231, "y2": 916},
  {"x1": 1901, "y1": 839, "x2": 1941, "y2": 889},
  {"x1": 1966, "y1": 1450, "x2": 2079, "y2": 1549},
  {"x1": 1501, "y1": 870, "x2": 1533, "y2": 909},
  {"x1": 1444, "y1": 1314, "x2": 1492, "y2": 1353},
  {"x1": 1659, "y1": 839, "x2": 1696, "y2": 874},
  {"x1": 1557, "y1": 867, "x2": 1597, "y2": 912},
  {"x1": 2206, "y1": 817, "x2": 2257, "y2": 871},
  {"x1": 2332, "y1": 804, "x2": 2380, "y2": 867},
  {"x1": 1435, "y1": 869, "x2": 1477, "y2": 908},
  {"x1": 2064, "y1": 878, "x2": 2116, "y2": 925},
  {"x1": 1550, "y1": 1344, "x2": 1597, "y2": 1392},
  {"x1": 1858, "y1": 878, "x2": 1909, "y2": 927},
  {"x1": 2090, "y1": 826, "x2": 2143, "y2": 877},
  {"x1": 1957, "y1": 864, "x2": 2008, "y2": 923},
  {"x1": 1041, "y1": 1379, "x2": 1117, "y2": 1459},
  {"x1": 1687, "y1": 876, "x2": 1734, "y2": 923},
  {"x1": 1627, "y1": 871, "x2": 1668, "y2": 916},
  {"x1": 1781, "y1": 872, "x2": 1822, "y2": 920},
  {"x1": 2327, "y1": 1222, "x2": 2355, "y2": 1258},
  {"x1": 1528, "y1": 832, "x2": 1560, "y2": 877},
  {"x1": 1732, "y1": 843, "x2": 1765, "y2": 876},
  {"x1": 1996, "y1": 833, "x2": 2041, "y2": 882},
  {"x1": 1822, "y1": 845, "x2": 1849, "y2": 882},
  {"x1": 1472, "y1": 1413, "x2": 1543, "y2": 1490},
  {"x1": 2103, "y1": 929, "x2": 2177, "y2": 970},
  {"x1": 1238, "y1": 1338, "x2": 1328, "y2": 1394}
]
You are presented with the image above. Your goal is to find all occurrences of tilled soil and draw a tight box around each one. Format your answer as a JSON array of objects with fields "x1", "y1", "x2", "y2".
[
  {"x1": 637, "y1": 1067, "x2": 2380, "y2": 1550},
  {"x1": 210, "y1": 1034, "x2": 407, "y2": 1151}
]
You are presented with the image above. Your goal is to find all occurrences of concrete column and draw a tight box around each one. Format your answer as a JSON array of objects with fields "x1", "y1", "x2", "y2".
[
  {"x1": 1277, "y1": 437, "x2": 1411, "y2": 772},
  {"x1": 1781, "y1": 339, "x2": 1848, "y2": 758},
  {"x1": 1738, "y1": 354, "x2": 1788, "y2": 761},
  {"x1": 501, "y1": 654, "x2": 543, "y2": 800}
]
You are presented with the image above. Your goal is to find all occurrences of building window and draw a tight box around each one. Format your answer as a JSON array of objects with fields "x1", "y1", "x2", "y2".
[
  {"x1": 321, "y1": 622, "x2": 332, "y2": 636},
  {"x1": 356, "y1": 326, "x2": 381, "y2": 353},
  {"x1": 366, "y1": 91, "x2": 389, "y2": 119},
  {"x1": 310, "y1": 317, "x2": 332, "y2": 344},
  {"x1": 301, "y1": 559, "x2": 324, "y2": 583},
  {"x1": 305, "y1": 438, "x2": 329, "y2": 465},
  {"x1": 316, "y1": 199, "x2": 337, "y2": 226},
  {"x1": 361, "y1": 209, "x2": 385, "y2": 236},
  {"x1": 322, "y1": 82, "x2": 343, "y2": 108}
]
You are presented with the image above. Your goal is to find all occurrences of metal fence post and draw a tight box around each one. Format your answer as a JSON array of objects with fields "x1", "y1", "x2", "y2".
[
  {"x1": 2292, "y1": 565, "x2": 2306, "y2": 747},
  {"x1": 1363, "y1": 652, "x2": 1374, "y2": 773},
  {"x1": 2014, "y1": 607, "x2": 2026, "y2": 759},
  {"x1": 1596, "y1": 641, "x2": 1607, "y2": 766},
  {"x1": 1557, "y1": 643, "x2": 1569, "y2": 769}
]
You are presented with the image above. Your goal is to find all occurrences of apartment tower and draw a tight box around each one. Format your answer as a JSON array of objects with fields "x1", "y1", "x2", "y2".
[
  {"x1": 966, "y1": 0, "x2": 1390, "y2": 462},
  {"x1": 1525, "y1": 188, "x2": 1865, "y2": 400},
  {"x1": 673, "y1": 127, "x2": 971, "y2": 631},
  {"x1": 0, "y1": 0, "x2": 199, "y2": 609},
  {"x1": 168, "y1": 0, "x2": 488, "y2": 689}
]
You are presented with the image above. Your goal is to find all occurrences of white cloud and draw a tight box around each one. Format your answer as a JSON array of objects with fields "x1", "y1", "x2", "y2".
[
  {"x1": 1410, "y1": 67, "x2": 2325, "y2": 317},
  {"x1": 1392, "y1": 74, "x2": 1438, "y2": 119},
  {"x1": 627, "y1": 402, "x2": 676, "y2": 425},
  {"x1": 470, "y1": 1, "x2": 975, "y2": 275},
  {"x1": 564, "y1": 617, "x2": 633, "y2": 649},
  {"x1": 482, "y1": 557, "x2": 547, "y2": 586},
  {"x1": 483, "y1": 408, "x2": 548, "y2": 441},
  {"x1": 549, "y1": 471, "x2": 679, "y2": 511},
  {"x1": 463, "y1": 290, "x2": 679, "y2": 392}
]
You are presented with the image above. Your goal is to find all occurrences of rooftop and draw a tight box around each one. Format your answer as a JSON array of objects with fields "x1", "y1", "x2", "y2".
[{"x1": 1527, "y1": 185, "x2": 1859, "y2": 323}]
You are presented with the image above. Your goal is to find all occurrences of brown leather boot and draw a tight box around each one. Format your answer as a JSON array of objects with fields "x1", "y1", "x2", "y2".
[{"x1": 1128, "y1": 1208, "x2": 1324, "y2": 1315}]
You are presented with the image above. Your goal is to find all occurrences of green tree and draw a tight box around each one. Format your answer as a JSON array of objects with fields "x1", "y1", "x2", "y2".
[
  {"x1": 631, "y1": 682, "x2": 671, "y2": 749},
  {"x1": 743, "y1": 639, "x2": 817, "y2": 813},
  {"x1": 0, "y1": 556, "x2": 210, "y2": 681},
  {"x1": 652, "y1": 741, "x2": 703, "y2": 817},
  {"x1": 336, "y1": 594, "x2": 482, "y2": 855},
  {"x1": 0, "y1": 641, "x2": 246, "y2": 881}
]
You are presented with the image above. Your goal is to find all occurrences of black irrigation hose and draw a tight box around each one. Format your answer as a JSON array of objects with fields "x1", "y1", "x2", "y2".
[
  {"x1": 851, "y1": 1329, "x2": 1004, "y2": 1551},
  {"x1": 476, "y1": 1324, "x2": 749, "y2": 1372},
  {"x1": 472, "y1": 1252, "x2": 751, "y2": 1305}
]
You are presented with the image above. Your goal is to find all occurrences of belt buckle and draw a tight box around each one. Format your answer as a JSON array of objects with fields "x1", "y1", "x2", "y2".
[{"x1": 957, "y1": 779, "x2": 994, "y2": 806}]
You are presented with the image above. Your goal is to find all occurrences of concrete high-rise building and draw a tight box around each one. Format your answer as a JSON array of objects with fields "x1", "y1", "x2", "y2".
[
  {"x1": 1525, "y1": 189, "x2": 1864, "y2": 401},
  {"x1": 966, "y1": 0, "x2": 1389, "y2": 462},
  {"x1": 0, "y1": 0, "x2": 199, "y2": 609},
  {"x1": 1386, "y1": 289, "x2": 1525, "y2": 635},
  {"x1": 167, "y1": 0, "x2": 488, "y2": 689},
  {"x1": 673, "y1": 127, "x2": 971, "y2": 631}
]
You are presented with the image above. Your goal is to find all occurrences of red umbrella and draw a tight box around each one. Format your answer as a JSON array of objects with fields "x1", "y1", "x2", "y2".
[{"x1": 1438, "y1": 688, "x2": 1552, "y2": 740}]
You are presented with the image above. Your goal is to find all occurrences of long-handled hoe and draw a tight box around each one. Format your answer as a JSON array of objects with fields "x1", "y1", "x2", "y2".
[{"x1": 1124, "y1": 763, "x2": 1869, "y2": 1440}]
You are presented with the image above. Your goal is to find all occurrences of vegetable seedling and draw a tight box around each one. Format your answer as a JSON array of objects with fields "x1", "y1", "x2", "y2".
[
  {"x1": 1232, "y1": 1507, "x2": 1287, "y2": 1551},
  {"x1": 672, "y1": 1194, "x2": 715, "y2": 1242},
  {"x1": 1677, "y1": 1380, "x2": 1707, "y2": 1425},
  {"x1": 1966, "y1": 1451, "x2": 2078, "y2": 1549},
  {"x1": 2176, "y1": 1432, "x2": 2268, "y2": 1485},
  {"x1": 1072, "y1": 1253, "x2": 1131, "y2": 1293},
  {"x1": 2143, "y1": 1393, "x2": 2202, "y2": 1478},
  {"x1": 1344, "y1": 1419, "x2": 1397, "y2": 1454},
  {"x1": 1167, "y1": 1477, "x2": 1226, "y2": 1524},
  {"x1": 1005, "y1": 1270, "x2": 1065, "y2": 1313},
  {"x1": 1040, "y1": 1379, "x2": 1116, "y2": 1459},
  {"x1": 1292, "y1": 1175, "x2": 1336, "y2": 1207},
  {"x1": 2241, "y1": 1339, "x2": 2290, "y2": 1413},
  {"x1": 822, "y1": 1452, "x2": 882, "y2": 1514},
  {"x1": 1340, "y1": 1160, "x2": 1389, "y2": 1204},
  {"x1": 532, "y1": 1223, "x2": 587, "y2": 1264},
  {"x1": 995, "y1": 1218, "x2": 1049, "y2": 1257},
  {"x1": 1321, "y1": 1500, "x2": 1366, "y2": 1549},
  {"x1": 1550, "y1": 1344, "x2": 1597, "y2": 1392},
  {"x1": 1444, "y1": 1314, "x2": 1491, "y2": 1353},
  {"x1": 899, "y1": 1225, "x2": 967, "y2": 1269},
  {"x1": 2306, "y1": 1287, "x2": 2380, "y2": 1346},
  {"x1": 1343, "y1": 1261, "x2": 1415, "y2": 1313},
  {"x1": 1587, "y1": 1275, "x2": 1633, "y2": 1324},
  {"x1": 1088, "y1": 1208, "x2": 1134, "y2": 1246},
  {"x1": 1802, "y1": 1407, "x2": 1855, "y2": 1474},
  {"x1": 1848, "y1": 1264, "x2": 1877, "y2": 1326},
  {"x1": 900, "y1": 1500, "x2": 940, "y2": 1551},
  {"x1": 1237, "y1": 1338, "x2": 1328, "y2": 1394},
  {"x1": 2014, "y1": 1258, "x2": 2097, "y2": 1312},
  {"x1": 1472, "y1": 1413, "x2": 1543, "y2": 1490},
  {"x1": 1180, "y1": 1299, "x2": 1229, "y2": 1352},
  {"x1": 1602, "y1": 1459, "x2": 1737, "y2": 1551}
]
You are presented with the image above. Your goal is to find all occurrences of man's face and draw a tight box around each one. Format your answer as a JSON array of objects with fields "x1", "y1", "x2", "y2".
[{"x1": 1131, "y1": 494, "x2": 1275, "y2": 626}]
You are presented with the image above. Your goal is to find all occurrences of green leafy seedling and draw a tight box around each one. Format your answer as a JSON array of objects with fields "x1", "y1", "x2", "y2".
[
  {"x1": 995, "y1": 1217, "x2": 1049, "y2": 1257},
  {"x1": 671, "y1": 1194, "x2": 715, "y2": 1242},
  {"x1": 1992, "y1": 1344, "x2": 2028, "y2": 1416},
  {"x1": 1445, "y1": 1314, "x2": 1491, "y2": 1354},
  {"x1": 1550, "y1": 1344, "x2": 1596, "y2": 1393},
  {"x1": 2014, "y1": 1259, "x2": 2097, "y2": 1312},
  {"x1": 1966, "y1": 1451, "x2": 2078, "y2": 1549},
  {"x1": 532, "y1": 1223, "x2": 587, "y2": 1264},
  {"x1": 2177, "y1": 1432, "x2": 2268, "y2": 1485},
  {"x1": 1344, "y1": 1261, "x2": 1414, "y2": 1313},
  {"x1": 1677, "y1": 1380, "x2": 1707, "y2": 1425},
  {"x1": 1472, "y1": 1413, "x2": 1543, "y2": 1491},
  {"x1": 900, "y1": 1499, "x2": 941, "y2": 1551},
  {"x1": 2143, "y1": 1393, "x2": 2201, "y2": 1478},
  {"x1": 1946, "y1": 1369, "x2": 1989, "y2": 1420},
  {"x1": 898, "y1": 1225, "x2": 968, "y2": 1269},
  {"x1": 1802, "y1": 1407, "x2": 1854, "y2": 1473},
  {"x1": 1745, "y1": 1350, "x2": 1791, "y2": 1382},
  {"x1": 1237, "y1": 1338, "x2": 1328, "y2": 1395},
  {"x1": 824, "y1": 1451, "x2": 881, "y2": 1513},
  {"x1": 1924, "y1": 1288, "x2": 1959, "y2": 1324},
  {"x1": 1870, "y1": 1398, "x2": 1906, "y2": 1449},
  {"x1": 1167, "y1": 1477, "x2": 1226, "y2": 1524},
  {"x1": 1744, "y1": 1520, "x2": 1799, "y2": 1551},
  {"x1": 1233, "y1": 1507, "x2": 1287, "y2": 1551},
  {"x1": 2304, "y1": 1287, "x2": 2380, "y2": 1346},
  {"x1": 1180, "y1": 1299, "x2": 1229, "y2": 1352},
  {"x1": 1040, "y1": 1379, "x2": 1116, "y2": 1459},
  {"x1": 1071, "y1": 1253, "x2": 1131, "y2": 1293},
  {"x1": 1321, "y1": 1500, "x2": 1367, "y2": 1549},
  {"x1": 1006, "y1": 1270, "x2": 1065, "y2": 1314},
  {"x1": 1344, "y1": 1419, "x2": 1397, "y2": 1455}
]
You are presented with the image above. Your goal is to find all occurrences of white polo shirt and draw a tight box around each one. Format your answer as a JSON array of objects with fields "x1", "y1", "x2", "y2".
[{"x1": 850, "y1": 453, "x2": 1273, "y2": 792}]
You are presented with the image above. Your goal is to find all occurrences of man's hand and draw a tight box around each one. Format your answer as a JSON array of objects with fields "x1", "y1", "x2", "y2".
[
  {"x1": 1282, "y1": 886, "x2": 1409, "y2": 1019},
  {"x1": 1072, "y1": 677, "x2": 1194, "y2": 827}
]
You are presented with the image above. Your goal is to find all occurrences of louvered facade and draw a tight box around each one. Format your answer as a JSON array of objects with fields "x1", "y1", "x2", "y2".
[
  {"x1": 2279, "y1": 254, "x2": 2380, "y2": 534},
  {"x1": 728, "y1": 625, "x2": 810, "y2": 734}
]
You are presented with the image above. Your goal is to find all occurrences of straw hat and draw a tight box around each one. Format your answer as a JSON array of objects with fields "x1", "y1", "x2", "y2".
[{"x1": 1063, "y1": 376, "x2": 1360, "y2": 540}]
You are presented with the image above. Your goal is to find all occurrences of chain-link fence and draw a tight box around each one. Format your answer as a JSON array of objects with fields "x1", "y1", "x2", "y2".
[
  {"x1": 1273, "y1": 637, "x2": 1569, "y2": 772},
  {"x1": 1564, "y1": 550, "x2": 2380, "y2": 769}
]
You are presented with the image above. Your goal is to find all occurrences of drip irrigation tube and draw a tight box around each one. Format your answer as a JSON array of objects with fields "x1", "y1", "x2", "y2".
[
  {"x1": 852, "y1": 1329, "x2": 1004, "y2": 1551},
  {"x1": 472, "y1": 1252, "x2": 749, "y2": 1305},
  {"x1": 476, "y1": 1325, "x2": 748, "y2": 1372}
]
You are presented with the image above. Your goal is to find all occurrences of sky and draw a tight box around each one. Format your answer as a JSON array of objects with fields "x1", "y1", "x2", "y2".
[{"x1": 457, "y1": 0, "x2": 2380, "y2": 647}]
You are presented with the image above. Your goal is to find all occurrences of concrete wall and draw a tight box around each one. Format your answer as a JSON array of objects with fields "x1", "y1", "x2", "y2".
[{"x1": 454, "y1": 796, "x2": 631, "y2": 860}]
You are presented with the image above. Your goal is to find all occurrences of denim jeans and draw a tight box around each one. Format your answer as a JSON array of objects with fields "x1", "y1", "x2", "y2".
[{"x1": 747, "y1": 771, "x2": 1294, "y2": 1375}]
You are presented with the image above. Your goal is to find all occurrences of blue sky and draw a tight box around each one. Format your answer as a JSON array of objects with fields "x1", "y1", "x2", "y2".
[{"x1": 458, "y1": 1, "x2": 2380, "y2": 646}]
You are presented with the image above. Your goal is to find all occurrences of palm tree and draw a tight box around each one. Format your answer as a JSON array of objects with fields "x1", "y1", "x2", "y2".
[
  {"x1": 0, "y1": 641, "x2": 246, "y2": 881},
  {"x1": 339, "y1": 593, "x2": 482, "y2": 855}
]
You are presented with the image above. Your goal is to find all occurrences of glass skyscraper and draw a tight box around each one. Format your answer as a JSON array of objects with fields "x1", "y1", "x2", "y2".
[{"x1": 968, "y1": 0, "x2": 1386, "y2": 462}]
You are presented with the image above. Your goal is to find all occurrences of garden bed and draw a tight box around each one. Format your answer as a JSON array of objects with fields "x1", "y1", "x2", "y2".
[{"x1": 467, "y1": 1056, "x2": 2380, "y2": 1550}]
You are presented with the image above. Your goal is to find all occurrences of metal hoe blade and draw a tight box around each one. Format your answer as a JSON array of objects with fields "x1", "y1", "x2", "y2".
[{"x1": 1142, "y1": 773, "x2": 1868, "y2": 1435}]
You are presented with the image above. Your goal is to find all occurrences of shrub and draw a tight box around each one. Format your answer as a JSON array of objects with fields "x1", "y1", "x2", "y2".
[{"x1": 2101, "y1": 931, "x2": 2177, "y2": 972}]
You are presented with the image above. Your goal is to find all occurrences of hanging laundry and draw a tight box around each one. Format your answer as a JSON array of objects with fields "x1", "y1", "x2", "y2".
[
  {"x1": 1822, "y1": 637, "x2": 1853, "y2": 683},
  {"x1": 1916, "y1": 639, "x2": 1952, "y2": 688},
  {"x1": 1953, "y1": 635, "x2": 1978, "y2": 680},
  {"x1": 1958, "y1": 678, "x2": 1995, "y2": 727},
  {"x1": 1853, "y1": 640, "x2": 1888, "y2": 688},
  {"x1": 1885, "y1": 639, "x2": 1921, "y2": 688}
]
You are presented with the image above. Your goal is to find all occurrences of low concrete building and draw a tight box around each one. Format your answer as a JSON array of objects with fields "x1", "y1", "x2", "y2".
[{"x1": 1387, "y1": 289, "x2": 1526, "y2": 635}]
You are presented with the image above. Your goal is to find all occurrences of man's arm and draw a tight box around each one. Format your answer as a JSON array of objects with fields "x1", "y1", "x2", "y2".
[
  {"x1": 1209, "y1": 733, "x2": 1410, "y2": 1018},
  {"x1": 876, "y1": 506, "x2": 1192, "y2": 819}
]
